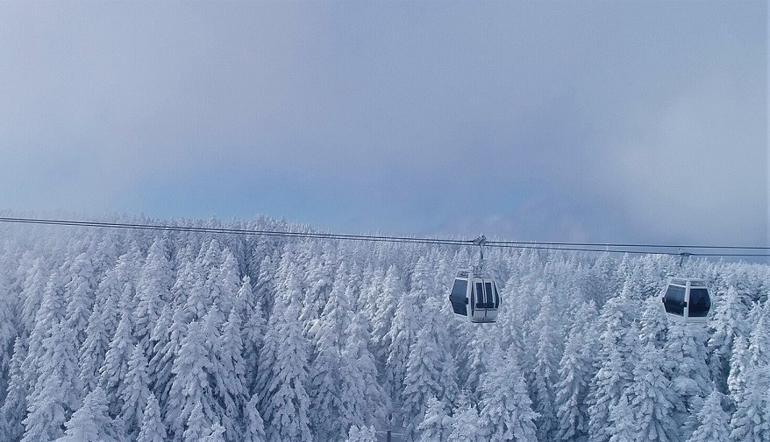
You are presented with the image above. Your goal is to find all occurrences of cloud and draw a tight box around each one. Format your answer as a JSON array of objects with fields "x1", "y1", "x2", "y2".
[{"x1": 0, "y1": 1, "x2": 765, "y2": 244}]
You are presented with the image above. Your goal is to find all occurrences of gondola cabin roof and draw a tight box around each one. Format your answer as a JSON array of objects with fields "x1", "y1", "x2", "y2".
[{"x1": 669, "y1": 277, "x2": 706, "y2": 287}]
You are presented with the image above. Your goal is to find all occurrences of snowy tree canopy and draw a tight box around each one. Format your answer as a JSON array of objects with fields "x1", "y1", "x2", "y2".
[{"x1": 0, "y1": 216, "x2": 766, "y2": 441}]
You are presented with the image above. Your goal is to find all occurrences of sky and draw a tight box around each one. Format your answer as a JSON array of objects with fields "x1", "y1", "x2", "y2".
[{"x1": 0, "y1": 1, "x2": 767, "y2": 245}]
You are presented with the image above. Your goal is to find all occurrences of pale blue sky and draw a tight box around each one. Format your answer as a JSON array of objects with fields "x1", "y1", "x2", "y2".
[{"x1": 0, "y1": 1, "x2": 766, "y2": 244}]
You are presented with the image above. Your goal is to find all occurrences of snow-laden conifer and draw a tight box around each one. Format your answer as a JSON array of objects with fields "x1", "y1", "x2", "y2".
[
  {"x1": 531, "y1": 291, "x2": 561, "y2": 440},
  {"x1": 309, "y1": 262, "x2": 352, "y2": 440},
  {"x1": 137, "y1": 393, "x2": 166, "y2": 442},
  {"x1": 729, "y1": 363, "x2": 770, "y2": 442},
  {"x1": 257, "y1": 299, "x2": 312, "y2": 442},
  {"x1": 243, "y1": 392, "x2": 266, "y2": 442},
  {"x1": 478, "y1": 348, "x2": 538, "y2": 442},
  {"x1": 346, "y1": 425, "x2": 377, "y2": 442},
  {"x1": 79, "y1": 303, "x2": 110, "y2": 395},
  {"x1": 1, "y1": 338, "x2": 27, "y2": 441},
  {"x1": 217, "y1": 307, "x2": 248, "y2": 440},
  {"x1": 402, "y1": 309, "x2": 445, "y2": 439},
  {"x1": 121, "y1": 343, "x2": 151, "y2": 437},
  {"x1": 99, "y1": 308, "x2": 134, "y2": 415},
  {"x1": 385, "y1": 260, "x2": 423, "y2": 400},
  {"x1": 587, "y1": 288, "x2": 638, "y2": 442},
  {"x1": 639, "y1": 295, "x2": 668, "y2": 349},
  {"x1": 341, "y1": 312, "x2": 387, "y2": 429},
  {"x1": 64, "y1": 252, "x2": 96, "y2": 349},
  {"x1": 627, "y1": 344, "x2": 677, "y2": 441},
  {"x1": 235, "y1": 275, "x2": 266, "y2": 390},
  {"x1": 687, "y1": 390, "x2": 729, "y2": 442},
  {"x1": 555, "y1": 322, "x2": 593, "y2": 441},
  {"x1": 418, "y1": 396, "x2": 452, "y2": 442},
  {"x1": 167, "y1": 320, "x2": 217, "y2": 438},
  {"x1": 148, "y1": 305, "x2": 179, "y2": 408},
  {"x1": 133, "y1": 239, "x2": 171, "y2": 353},
  {"x1": 664, "y1": 324, "x2": 711, "y2": 438},
  {"x1": 23, "y1": 318, "x2": 80, "y2": 442},
  {"x1": 607, "y1": 392, "x2": 635, "y2": 442},
  {"x1": 449, "y1": 400, "x2": 484, "y2": 442},
  {"x1": 56, "y1": 387, "x2": 116, "y2": 442},
  {"x1": 182, "y1": 401, "x2": 212, "y2": 442},
  {"x1": 707, "y1": 286, "x2": 747, "y2": 389}
]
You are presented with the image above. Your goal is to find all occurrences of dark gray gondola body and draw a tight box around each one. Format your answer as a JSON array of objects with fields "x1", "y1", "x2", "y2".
[{"x1": 661, "y1": 277, "x2": 711, "y2": 324}]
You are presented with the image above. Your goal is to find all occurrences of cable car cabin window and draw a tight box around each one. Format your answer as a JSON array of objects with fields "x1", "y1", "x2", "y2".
[
  {"x1": 664, "y1": 285, "x2": 686, "y2": 316},
  {"x1": 475, "y1": 282, "x2": 485, "y2": 309},
  {"x1": 450, "y1": 280, "x2": 467, "y2": 304},
  {"x1": 688, "y1": 289, "x2": 710, "y2": 317},
  {"x1": 449, "y1": 279, "x2": 468, "y2": 316},
  {"x1": 484, "y1": 282, "x2": 494, "y2": 308},
  {"x1": 493, "y1": 284, "x2": 500, "y2": 308}
]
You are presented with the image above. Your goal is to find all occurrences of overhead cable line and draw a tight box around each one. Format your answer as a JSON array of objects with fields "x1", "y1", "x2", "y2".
[
  {"x1": 0, "y1": 216, "x2": 768, "y2": 258},
  {"x1": 488, "y1": 239, "x2": 770, "y2": 251}
]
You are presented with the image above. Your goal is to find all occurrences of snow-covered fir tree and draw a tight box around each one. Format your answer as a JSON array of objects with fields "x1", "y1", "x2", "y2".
[
  {"x1": 417, "y1": 396, "x2": 452, "y2": 442},
  {"x1": 687, "y1": 390, "x2": 729, "y2": 442},
  {"x1": 137, "y1": 393, "x2": 166, "y2": 442},
  {"x1": 478, "y1": 348, "x2": 538, "y2": 441},
  {"x1": 56, "y1": 387, "x2": 117, "y2": 442},
  {"x1": 346, "y1": 424, "x2": 377, "y2": 442}
]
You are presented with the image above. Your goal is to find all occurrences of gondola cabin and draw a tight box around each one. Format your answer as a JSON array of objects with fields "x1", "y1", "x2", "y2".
[
  {"x1": 449, "y1": 270, "x2": 500, "y2": 323},
  {"x1": 661, "y1": 277, "x2": 711, "y2": 324}
]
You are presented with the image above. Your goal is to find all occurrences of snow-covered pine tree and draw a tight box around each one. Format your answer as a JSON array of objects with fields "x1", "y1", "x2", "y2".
[
  {"x1": 166, "y1": 320, "x2": 218, "y2": 439},
  {"x1": 137, "y1": 393, "x2": 166, "y2": 442},
  {"x1": 0, "y1": 338, "x2": 27, "y2": 441},
  {"x1": 79, "y1": 304, "x2": 110, "y2": 395},
  {"x1": 727, "y1": 334, "x2": 750, "y2": 401},
  {"x1": 216, "y1": 307, "x2": 248, "y2": 440},
  {"x1": 385, "y1": 259, "x2": 424, "y2": 404},
  {"x1": 148, "y1": 305, "x2": 181, "y2": 409},
  {"x1": 56, "y1": 387, "x2": 116, "y2": 442},
  {"x1": 19, "y1": 257, "x2": 47, "y2": 335},
  {"x1": 478, "y1": 348, "x2": 538, "y2": 442},
  {"x1": 607, "y1": 391, "x2": 635, "y2": 442},
  {"x1": 402, "y1": 307, "x2": 445, "y2": 439},
  {"x1": 639, "y1": 295, "x2": 668, "y2": 349},
  {"x1": 234, "y1": 275, "x2": 266, "y2": 392},
  {"x1": 341, "y1": 312, "x2": 387, "y2": 429},
  {"x1": 346, "y1": 425, "x2": 377, "y2": 442},
  {"x1": 371, "y1": 265, "x2": 402, "y2": 377},
  {"x1": 22, "y1": 317, "x2": 81, "y2": 442},
  {"x1": 586, "y1": 286, "x2": 638, "y2": 442},
  {"x1": 120, "y1": 343, "x2": 151, "y2": 438},
  {"x1": 257, "y1": 300, "x2": 312, "y2": 442},
  {"x1": 554, "y1": 320, "x2": 593, "y2": 441},
  {"x1": 99, "y1": 308, "x2": 135, "y2": 416},
  {"x1": 64, "y1": 252, "x2": 96, "y2": 350},
  {"x1": 664, "y1": 323, "x2": 712, "y2": 439},
  {"x1": 299, "y1": 244, "x2": 334, "y2": 332},
  {"x1": 309, "y1": 262, "x2": 352, "y2": 440},
  {"x1": 21, "y1": 268, "x2": 66, "y2": 394},
  {"x1": 729, "y1": 363, "x2": 770, "y2": 442},
  {"x1": 687, "y1": 390, "x2": 729, "y2": 442},
  {"x1": 707, "y1": 285, "x2": 747, "y2": 391},
  {"x1": 626, "y1": 344, "x2": 677, "y2": 442},
  {"x1": 531, "y1": 291, "x2": 561, "y2": 441},
  {"x1": 449, "y1": 399, "x2": 484, "y2": 442},
  {"x1": 133, "y1": 239, "x2": 171, "y2": 354},
  {"x1": 215, "y1": 247, "x2": 240, "y2": 316},
  {"x1": 417, "y1": 396, "x2": 452, "y2": 442},
  {"x1": 200, "y1": 422, "x2": 226, "y2": 442},
  {"x1": 243, "y1": 392, "x2": 266, "y2": 442},
  {"x1": 182, "y1": 402, "x2": 211, "y2": 442}
]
